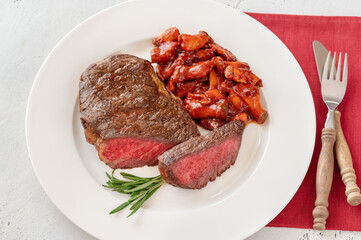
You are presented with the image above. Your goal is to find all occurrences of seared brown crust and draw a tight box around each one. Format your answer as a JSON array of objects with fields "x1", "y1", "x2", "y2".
[
  {"x1": 79, "y1": 54, "x2": 200, "y2": 152},
  {"x1": 158, "y1": 120, "x2": 245, "y2": 188}
]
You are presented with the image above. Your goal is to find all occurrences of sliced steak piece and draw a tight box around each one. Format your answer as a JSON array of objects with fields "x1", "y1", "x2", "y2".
[
  {"x1": 158, "y1": 120, "x2": 245, "y2": 189},
  {"x1": 79, "y1": 54, "x2": 200, "y2": 169}
]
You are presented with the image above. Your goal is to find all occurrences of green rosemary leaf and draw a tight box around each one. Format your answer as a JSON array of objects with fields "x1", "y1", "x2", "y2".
[
  {"x1": 128, "y1": 191, "x2": 147, "y2": 202},
  {"x1": 109, "y1": 200, "x2": 133, "y2": 215},
  {"x1": 110, "y1": 178, "x2": 132, "y2": 185},
  {"x1": 120, "y1": 172, "x2": 156, "y2": 181},
  {"x1": 106, "y1": 171, "x2": 112, "y2": 180},
  {"x1": 120, "y1": 180, "x2": 145, "y2": 187},
  {"x1": 130, "y1": 191, "x2": 140, "y2": 196},
  {"x1": 123, "y1": 180, "x2": 158, "y2": 193},
  {"x1": 112, "y1": 185, "x2": 134, "y2": 190}
]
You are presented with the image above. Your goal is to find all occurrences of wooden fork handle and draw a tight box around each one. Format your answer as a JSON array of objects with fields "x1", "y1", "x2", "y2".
[
  {"x1": 334, "y1": 110, "x2": 361, "y2": 206},
  {"x1": 313, "y1": 128, "x2": 336, "y2": 231}
]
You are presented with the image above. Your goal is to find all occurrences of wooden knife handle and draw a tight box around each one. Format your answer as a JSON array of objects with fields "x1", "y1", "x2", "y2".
[
  {"x1": 313, "y1": 128, "x2": 336, "y2": 231},
  {"x1": 334, "y1": 110, "x2": 361, "y2": 206}
]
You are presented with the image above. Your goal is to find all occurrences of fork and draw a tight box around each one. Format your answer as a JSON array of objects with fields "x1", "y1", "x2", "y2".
[{"x1": 312, "y1": 52, "x2": 348, "y2": 231}]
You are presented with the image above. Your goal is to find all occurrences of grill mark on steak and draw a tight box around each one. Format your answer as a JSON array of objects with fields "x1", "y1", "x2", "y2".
[
  {"x1": 79, "y1": 54, "x2": 200, "y2": 169},
  {"x1": 158, "y1": 120, "x2": 245, "y2": 189}
]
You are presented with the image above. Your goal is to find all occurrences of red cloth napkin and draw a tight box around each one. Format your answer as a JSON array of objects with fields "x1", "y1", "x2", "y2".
[{"x1": 245, "y1": 13, "x2": 361, "y2": 231}]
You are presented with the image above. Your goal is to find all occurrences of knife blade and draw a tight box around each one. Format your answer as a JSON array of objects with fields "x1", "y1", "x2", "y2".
[{"x1": 312, "y1": 40, "x2": 330, "y2": 82}]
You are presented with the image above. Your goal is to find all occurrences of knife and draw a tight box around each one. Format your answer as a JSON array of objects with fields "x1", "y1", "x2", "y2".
[{"x1": 313, "y1": 41, "x2": 361, "y2": 206}]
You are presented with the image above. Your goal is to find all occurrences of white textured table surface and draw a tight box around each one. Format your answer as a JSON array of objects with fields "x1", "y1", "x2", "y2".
[{"x1": 1, "y1": 0, "x2": 361, "y2": 239}]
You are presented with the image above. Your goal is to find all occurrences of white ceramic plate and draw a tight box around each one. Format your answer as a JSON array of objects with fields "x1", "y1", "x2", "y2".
[{"x1": 26, "y1": 0, "x2": 316, "y2": 239}]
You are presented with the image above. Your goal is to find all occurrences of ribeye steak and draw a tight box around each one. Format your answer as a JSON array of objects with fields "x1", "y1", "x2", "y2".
[
  {"x1": 79, "y1": 54, "x2": 200, "y2": 169},
  {"x1": 158, "y1": 120, "x2": 245, "y2": 189}
]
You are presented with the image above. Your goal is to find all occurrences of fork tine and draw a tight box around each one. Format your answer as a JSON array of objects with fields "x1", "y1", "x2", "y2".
[
  {"x1": 336, "y1": 53, "x2": 342, "y2": 82},
  {"x1": 343, "y1": 53, "x2": 348, "y2": 85},
  {"x1": 329, "y1": 52, "x2": 337, "y2": 80},
  {"x1": 322, "y1": 52, "x2": 331, "y2": 81}
]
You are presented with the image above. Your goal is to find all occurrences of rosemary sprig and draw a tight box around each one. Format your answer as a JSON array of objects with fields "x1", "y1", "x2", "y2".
[{"x1": 103, "y1": 170, "x2": 163, "y2": 217}]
